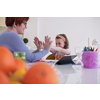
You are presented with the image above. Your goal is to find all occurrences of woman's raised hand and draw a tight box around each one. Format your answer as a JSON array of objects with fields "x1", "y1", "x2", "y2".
[{"x1": 33, "y1": 37, "x2": 43, "y2": 51}]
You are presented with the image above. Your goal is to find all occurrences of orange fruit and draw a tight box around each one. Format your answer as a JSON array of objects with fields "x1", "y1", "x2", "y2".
[
  {"x1": 0, "y1": 46, "x2": 15, "y2": 74},
  {"x1": 13, "y1": 58, "x2": 27, "y2": 72},
  {"x1": 22, "y1": 62, "x2": 59, "y2": 84},
  {"x1": 0, "y1": 70, "x2": 11, "y2": 84}
]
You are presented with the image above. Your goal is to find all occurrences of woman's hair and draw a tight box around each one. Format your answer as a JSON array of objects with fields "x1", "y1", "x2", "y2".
[
  {"x1": 56, "y1": 34, "x2": 69, "y2": 49},
  {"x1": 5, "y1": 17, "x2": 29, "y2": 27}
]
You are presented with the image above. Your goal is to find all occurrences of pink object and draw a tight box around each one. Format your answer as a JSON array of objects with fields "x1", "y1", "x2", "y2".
[{"x1": 82, "y1": 51, "x2": 98, "y2": 68}]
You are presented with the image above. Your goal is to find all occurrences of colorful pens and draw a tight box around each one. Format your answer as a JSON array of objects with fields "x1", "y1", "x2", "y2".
[{"x1": 84, "y1": 46, "x2": 98, "y2": 51}]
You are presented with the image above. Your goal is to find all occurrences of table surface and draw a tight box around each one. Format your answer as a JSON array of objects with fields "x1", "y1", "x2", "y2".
[{"x1": 27, "y1": 61, "x2": 100, "y2": 84}]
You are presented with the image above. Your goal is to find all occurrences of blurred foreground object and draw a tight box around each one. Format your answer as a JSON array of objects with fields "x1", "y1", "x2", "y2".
[
  {"x1": 14, "y1": 52, "x2": 26, "y2": 62},
  {"x1": 0, "y1": 46, "x2": 15, "y2": 75},
  {"x1": 22, "y1": 62, "x2": 59, "y2": 84}
]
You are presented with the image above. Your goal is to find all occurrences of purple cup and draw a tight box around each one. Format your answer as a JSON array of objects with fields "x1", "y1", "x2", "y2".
[{"x1": 82, "y1": 51, "x2": 98, "y2": 68}]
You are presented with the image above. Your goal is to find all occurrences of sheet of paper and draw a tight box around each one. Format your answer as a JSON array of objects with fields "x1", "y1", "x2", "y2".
[
  {"x1": 44, "y1": 60, "x2": 58, "y2": 67},
  {"x1": 26, "y1": 60, "x2": 58, "y2": 69}
]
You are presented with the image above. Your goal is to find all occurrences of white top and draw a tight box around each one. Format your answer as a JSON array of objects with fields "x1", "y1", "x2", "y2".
[{"x1": 55, "y1": 49, "x2": 71, "y2": 60}]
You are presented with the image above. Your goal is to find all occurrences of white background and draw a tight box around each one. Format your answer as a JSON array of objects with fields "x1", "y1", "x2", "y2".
[{"x1": 24, "y1": 17, "x2": 100, "y2": 54}]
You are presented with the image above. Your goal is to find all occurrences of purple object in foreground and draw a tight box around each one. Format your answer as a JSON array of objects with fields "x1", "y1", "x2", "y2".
[{"x1": 82, "y1": 51, "x2": 98, "y2": 68}]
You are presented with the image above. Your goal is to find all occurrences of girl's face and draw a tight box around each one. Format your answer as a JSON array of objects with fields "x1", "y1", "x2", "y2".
[
  {"x1": 16, "y1": 22, "x2": 27, "y2": 34},
  {"x1": 55, "y1": 39, "x2": 65, "y2": 48}
]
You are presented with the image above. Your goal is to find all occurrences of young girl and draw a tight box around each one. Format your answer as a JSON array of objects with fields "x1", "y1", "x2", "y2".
[{"x1": 50, "y1": 34, "x2": 70, "y2": 60}]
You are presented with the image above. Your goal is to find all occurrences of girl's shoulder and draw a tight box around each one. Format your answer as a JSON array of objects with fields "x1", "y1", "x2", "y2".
[
  {"x1": 66, "y1": 48, "x2": 71, "y2": 54},
  {"x1": 66, "y1": 48, "x2": 71, "y2": 52}
]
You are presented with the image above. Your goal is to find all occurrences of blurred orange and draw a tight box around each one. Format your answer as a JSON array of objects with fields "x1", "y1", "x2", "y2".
[
  {"x1": 9, "y1": 69, "x2": 26, "y2": 82},
  {"x1": 12, "y1": 58, "x2": 27, "y2": 72},
  {"x1": 0, "y1": 70, "x2": 11, "y2": 84},
  {"x1": 22, "y1": 62, "x2": 59, "y2": 84},
  {"x1": 11, "y1": 81, "x2": 22, "y2": 84},
  {"x1": 0, "y1": 46, "x2": 15, "y2": 74}
]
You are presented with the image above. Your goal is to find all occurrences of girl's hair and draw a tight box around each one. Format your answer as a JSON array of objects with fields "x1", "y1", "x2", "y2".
[
  {"x1": 5, "y1": 17, "x2": 29, "y2": 27},
  {"x1": 56, "y1": 34, "x2": 69, "y2": 49}
]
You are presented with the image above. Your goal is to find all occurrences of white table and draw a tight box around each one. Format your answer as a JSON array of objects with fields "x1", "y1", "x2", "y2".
[
  {"x1": 27, "y1": 62, "x2": 100, "y2": 84},
  {"x1": 55, "y1": 64, "x2": 100, "y2": 84}
]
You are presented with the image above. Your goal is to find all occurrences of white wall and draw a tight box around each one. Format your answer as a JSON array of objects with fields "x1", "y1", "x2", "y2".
[
  {"x1": 38, "y1": 17, "x2": 100, "y2": 54},
  {"x1": 24, "y1": 17, "x2": 100, "y2": 54},
  {"x1": 24, "y1": 17, "x2": 38, "y2": 50}
]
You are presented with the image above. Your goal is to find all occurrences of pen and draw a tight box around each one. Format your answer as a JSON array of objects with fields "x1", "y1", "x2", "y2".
[
  {"x1": 87, "y1": 47, "x2": 90, "y2": 51},
  {"x1": 84, "y1": 47, "x2": 87, "y2": 51},
  {"x1": 92, "y1": 47, "x2": 94, "y2": 51},
  {"x1": 91, "y1": 47, "x2": 94, "y2": 51},
  {"x1": 89, "y1": 46, "x2": 94, "y2": 51},
  {"x1": 95, "y1": 48, "x2": 98, "y2": 51}
]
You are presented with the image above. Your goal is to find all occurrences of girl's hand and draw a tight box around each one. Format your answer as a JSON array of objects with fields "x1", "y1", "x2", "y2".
[
  {"x1": 43, "y1": 36, "x2": 53, "y2": 50},
  {"x1": 50, "y1": 47, "x2": 56, "y2": 54},
  {"x1": 34, "y1": 37, "x2": 43, "y2": 51}
]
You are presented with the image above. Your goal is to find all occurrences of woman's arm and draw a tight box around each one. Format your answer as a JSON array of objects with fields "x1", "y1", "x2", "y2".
[{"x1": 7, "y1": 33, "x2": 50, "y2": 62}]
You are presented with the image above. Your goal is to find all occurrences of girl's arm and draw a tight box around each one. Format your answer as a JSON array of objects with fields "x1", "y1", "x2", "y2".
[
  {"x1": 51, "y1": 46, "x2": 70, "y2": 55},
  {"x1": 50, "y1": 48, "x2": 56, "y2": 54}
]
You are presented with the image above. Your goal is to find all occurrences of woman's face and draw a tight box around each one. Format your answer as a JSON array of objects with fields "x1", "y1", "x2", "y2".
[
  {"x1": 16, "y1": 22, "x2": 27, "y2": 34},
  {"x1": 55, "y1": 39, "x2": 65, "y2": 48}
]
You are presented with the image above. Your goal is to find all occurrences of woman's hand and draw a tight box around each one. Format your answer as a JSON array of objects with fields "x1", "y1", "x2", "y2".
[
  {"x1": 34, "y1": 37, "x2": 43, "y2": 51},
  {"x1": 43, "y1": 36, "x2": 53, "y2": 50}
]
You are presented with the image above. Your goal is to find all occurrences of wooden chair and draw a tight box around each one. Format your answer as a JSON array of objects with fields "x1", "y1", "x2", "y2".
[{"x1": 46, "y1": 54, "x2": 55, "y2": 60}]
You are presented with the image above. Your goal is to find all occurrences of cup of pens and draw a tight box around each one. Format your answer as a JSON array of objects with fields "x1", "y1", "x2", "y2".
[{"x1": 82, "y1": 47, "x2": 98, "y2": 68}]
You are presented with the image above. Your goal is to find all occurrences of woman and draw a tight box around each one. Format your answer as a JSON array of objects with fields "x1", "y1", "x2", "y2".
[{"x1": 0, "y1": 17, "x2": 52, "y2": 62}]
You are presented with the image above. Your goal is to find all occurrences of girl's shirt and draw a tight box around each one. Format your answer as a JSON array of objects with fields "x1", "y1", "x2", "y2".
[
  {"x1": 0, "y1": 31, "x2": 49, "y2": 62},
  {"x1": 54, "y1": 49, "x2": 71, "y2": 60}
]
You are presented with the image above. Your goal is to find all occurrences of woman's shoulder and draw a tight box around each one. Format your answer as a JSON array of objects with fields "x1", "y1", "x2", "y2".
[
  {"x1": 4, "y1": 31, "x2": 18, "y2": 35},
  {"x1": 3, "y1": 31, "x2": 20, "y2": 38}
]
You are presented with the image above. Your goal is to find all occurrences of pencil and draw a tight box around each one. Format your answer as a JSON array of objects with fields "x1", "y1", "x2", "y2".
[
  {"x1": 95, "y1": 48, "x2": 98, "y2": 51},
  {"x1": 88, "y1": 38, "x2": 90, "y2": 47}
]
